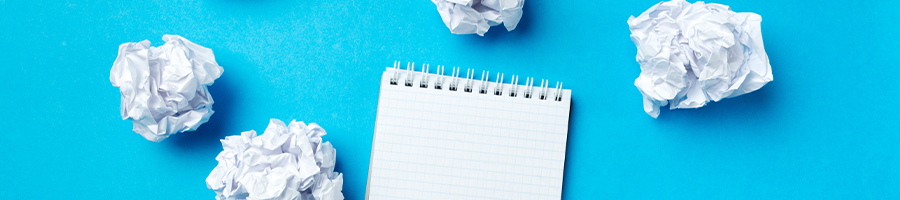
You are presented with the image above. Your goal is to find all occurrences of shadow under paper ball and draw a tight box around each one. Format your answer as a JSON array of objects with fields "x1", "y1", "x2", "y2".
[
  {"x1": 654, "y1": 83, "x2": 778, "y2": 134},
  {"x1": 166, "y1": 50, "x2": 246, "y2": 154}
]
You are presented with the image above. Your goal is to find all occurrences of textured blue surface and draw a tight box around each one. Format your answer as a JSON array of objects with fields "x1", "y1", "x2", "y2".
[{"x1": 1, "y1": 0, "x2": 899, "y2": 199}]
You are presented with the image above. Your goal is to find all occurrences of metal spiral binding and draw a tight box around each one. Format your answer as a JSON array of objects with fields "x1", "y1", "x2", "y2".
[
  {"x1": 479, "y1": 71, "x2": 489, "y2": 94},
  {"x1": 539, "y1": 79, "x2": 548, "y2": 100},
  {"x1": 391, "y1": 61, "x2": 564, "y2": 102},
  {"x1": 404, "y1": 62, "x2": 414, "y2": 87},
  {"x1": 419, "y1": 64, "x2": 429, "y2": 88},
  {"x1": 493, "y1": 73, "x2": 504, "y2": 96},
  {"x1": 449, "y1": 67, "x2": 460, "y2": 91},
  {"x1": 390, "y1": 61, "x2": 400, "y2": 85},
  {"x1": 524, "y1": 77, "x2": 533, "y2": 98},
  {"x1": 434, "y1": 65, "x2": 444, "y2": 89},
  {"x1": 508, "y1": 75, "x2": 518, "y2": 97},
  {"x1": 464, "y1": 69, "x2": 474, "y2": 93},
  {"x1": 554, "y1": 82, "x2": 563, "y2": 101}
]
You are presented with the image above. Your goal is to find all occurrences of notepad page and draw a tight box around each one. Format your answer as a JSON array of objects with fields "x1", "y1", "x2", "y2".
[{"x1": 366, "y1": 68, "x2": 571, "y2": 200}]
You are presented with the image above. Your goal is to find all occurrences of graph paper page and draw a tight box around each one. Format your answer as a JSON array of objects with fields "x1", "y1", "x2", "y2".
[{"x1": 366, "y1": 68, "x2": 571, "y2": 200}]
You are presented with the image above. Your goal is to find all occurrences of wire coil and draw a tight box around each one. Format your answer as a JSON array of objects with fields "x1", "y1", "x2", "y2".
[{"x1": 390, "y1": 61, "x2": 565, "y2": 102}]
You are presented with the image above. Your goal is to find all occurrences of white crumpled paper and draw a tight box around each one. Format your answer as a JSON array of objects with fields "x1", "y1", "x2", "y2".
[
  {"x1": 206, "y1": 119, "x2": 344, "y2": 200},
  {"x1": 628, "y1": 0, "x2": 773, "y2": 118},
  {"x1": 431, "y1": 0, "x2": 524, "y2": 36},
  {"x1": 110, "y1": 35, "x2": 224, "y2": 141}
]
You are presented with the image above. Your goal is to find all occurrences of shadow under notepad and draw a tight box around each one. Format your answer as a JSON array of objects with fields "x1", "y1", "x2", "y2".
[{"x1": 560, "y1": 99, "x2": 574, "y2": 199}]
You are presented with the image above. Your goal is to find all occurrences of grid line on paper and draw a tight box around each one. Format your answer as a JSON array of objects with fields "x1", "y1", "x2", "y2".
[
  {"x1": 378, "y1": 106, "x2": 568, "y2": 135},
  {"x1": 374, "y1": 129, "x2": 564, "y2": 156},
  {"x1": 373, "y1": 140, "x2": 565, "y2": 162},
  {"x1": 373, "y1": 126, "x2": 564, "y2": 153},
  {"x1": 370, "y1": 184, "x2": 512, "y2": 200},
  {"x1": 377, "y1": 113, "x2": 567, "y2": 140},
  {"x1": 375, "y1": 123, "x2": 565, "y2": 146},
  {"x1": 371, "y1": 157, "x2": 562, "y2": 180},
  {"x1": 380, "y1": 94, "x2": 569, "y2": 118},
  {"x1": 373, "y1": 147, "x2": 563, "y2": 170},
  {"x1": 368, "y1": 194, "x2": 424, "y2": 200},
  {"x1": 374, "y1": 131, "x2": 566, "y2": 158},
  {"x1": 371, "y1": 157, "x2": 563, "y2": 180},
  {"x1": 378, "y1": 104, "x2": 567, "y2": 130},
  {"x1": 371, "y1": 176, "x2": 559, "y2": 198},
  {"x1": 372, "y1": 166, "x2": 561, "y2": 188}
]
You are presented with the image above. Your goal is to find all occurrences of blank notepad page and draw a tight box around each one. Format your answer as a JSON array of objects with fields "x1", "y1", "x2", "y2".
[{"x1": 366, "y1": 67, "x2": 571, "y2": 200}]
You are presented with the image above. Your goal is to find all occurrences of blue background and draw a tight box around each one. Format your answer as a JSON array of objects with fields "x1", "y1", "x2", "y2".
[{"x1": 1, "y1": 0, "x2": 898, "y2": 199}]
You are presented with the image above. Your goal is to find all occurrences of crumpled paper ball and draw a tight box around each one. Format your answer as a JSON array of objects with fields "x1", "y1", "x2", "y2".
[
  {"x1": 627, "y1": 0, "x2": 773, "y2": 118},
  {"x1": 110, "y1": 35, "x2": 224, "y2": 141},
  {"x1": 431, "y1": 0, "x2": 524, "y2": 36},
  {"x1": 206, "y1": 119, "x2": 344, "y2": 200}
]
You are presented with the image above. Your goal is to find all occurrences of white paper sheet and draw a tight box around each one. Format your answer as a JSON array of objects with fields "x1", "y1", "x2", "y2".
[
  {"x1": 431, "y1": 0, "x2": 524, "y2": 36},
  {"x1": 366, "y1": 67, "x2": 571, "y2": 200},
  {"x1": 109, "y1": 35, "x2": 224, "y2": 142},
  {"x1": 628, "y1": 0, "x2": 773, "y2": 118},
  {"x1": 206, "y1": 119, "x2": 344, "y2": 200}
]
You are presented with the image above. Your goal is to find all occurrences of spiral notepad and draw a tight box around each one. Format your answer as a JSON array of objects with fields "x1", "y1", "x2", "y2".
[{"x1": 366, "y1": 62, "x2": 571, "y2": 200}]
